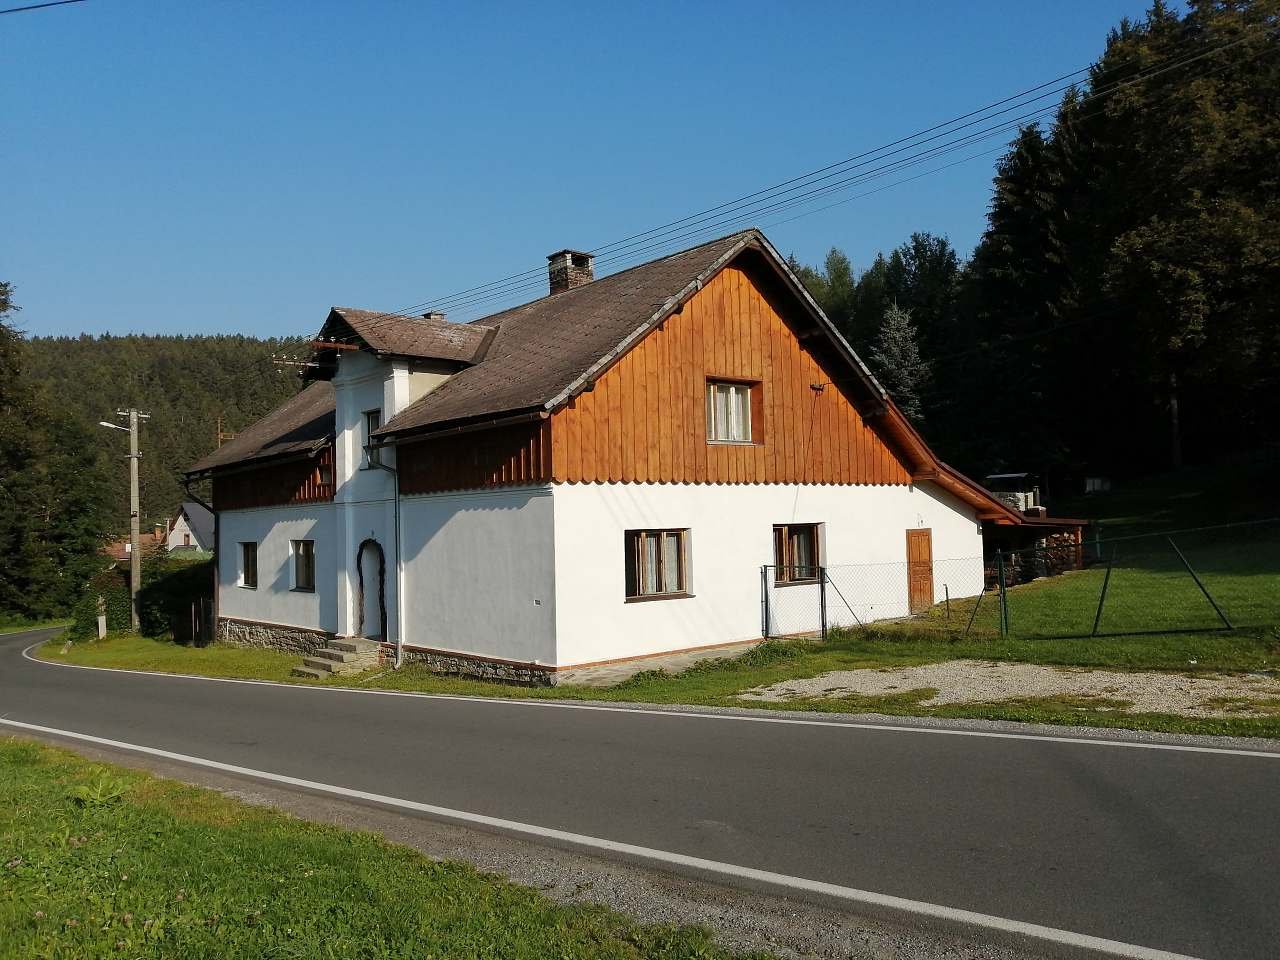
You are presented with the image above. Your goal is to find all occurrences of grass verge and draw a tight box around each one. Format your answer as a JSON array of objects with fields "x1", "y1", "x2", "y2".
[
  {"x1": 0, "y1": 737, "x2": 768, "y2": 959},
  {"x1": 38, "y1": 626, "x2": 1280, "y2": 738},
  {"x1": 0, "y1": 618, "x2": 71, "y2": 636}
]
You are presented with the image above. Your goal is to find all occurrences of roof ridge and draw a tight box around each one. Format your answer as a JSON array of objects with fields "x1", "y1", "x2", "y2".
[{"x1": 464, "y1": 228, "x2": 763, "y2": 327}]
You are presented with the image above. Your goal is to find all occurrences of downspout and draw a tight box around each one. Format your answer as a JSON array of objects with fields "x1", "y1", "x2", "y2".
[{"x1": 368, "y1": 449, "x2": 403, "y2": 669}]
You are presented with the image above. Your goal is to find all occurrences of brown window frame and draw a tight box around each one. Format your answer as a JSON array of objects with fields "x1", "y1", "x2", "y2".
[
  {"x1": 773, "y1": 523, "x2": 821, "y2": 585},
  {"x1": 624, "y1": 528, "x2": 692, "y2": 601},
  {"x1": 291, "y1": 539, "x2": 316, "y2": 593},
  {"x1": 705, "y1": 378, "x2": 762, "y2": 444},
  {"x1": 239, "y1": 541, "x2": 258, "y2": 590}
]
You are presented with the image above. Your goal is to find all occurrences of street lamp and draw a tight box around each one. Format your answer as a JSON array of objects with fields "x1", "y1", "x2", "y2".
[{"x1": 99, "y1": 410, "x2": 149, "y2": 630}]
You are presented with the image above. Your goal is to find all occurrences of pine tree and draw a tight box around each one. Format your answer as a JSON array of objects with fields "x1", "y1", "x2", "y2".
[{"x1": 870, "y1": 302, "x2": 930, "y2": 423}]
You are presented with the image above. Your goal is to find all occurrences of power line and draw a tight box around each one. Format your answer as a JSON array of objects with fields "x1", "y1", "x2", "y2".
[
  {"x1": 315, "y1": 26, "x2": 1267, "y2": 340},
  {"x1": 0, "y1": 0, "x2": 86, "y2": 15}
]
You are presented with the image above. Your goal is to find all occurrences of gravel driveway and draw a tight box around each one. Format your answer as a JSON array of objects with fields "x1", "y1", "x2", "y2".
[{"x1": 739, "y1": 660, "x2": 1280, "y2": 718}]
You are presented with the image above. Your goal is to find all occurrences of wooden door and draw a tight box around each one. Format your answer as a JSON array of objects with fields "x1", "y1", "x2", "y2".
[{"x1": 906, "y1": 529, "x2": 934, "y2": 614}]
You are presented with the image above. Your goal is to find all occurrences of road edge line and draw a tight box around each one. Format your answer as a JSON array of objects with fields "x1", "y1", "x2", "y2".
[{"x1": 0, "y1": 716, "x2": 1202, "y2": 960}]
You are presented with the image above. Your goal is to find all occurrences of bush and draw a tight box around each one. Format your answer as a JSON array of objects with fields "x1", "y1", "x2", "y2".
[{"x1": 69, "y1": 555, "x2": 212, "y2": 643}]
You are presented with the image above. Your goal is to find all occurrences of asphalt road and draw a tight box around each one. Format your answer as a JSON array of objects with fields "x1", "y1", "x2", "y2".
[{"x1": 3, "y1": 628, "x2": 1278, "y2": 960}]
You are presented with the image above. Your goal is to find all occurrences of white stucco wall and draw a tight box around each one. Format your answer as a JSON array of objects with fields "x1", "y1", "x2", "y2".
[
  {"x1": 399, "y1": 487, "x2": 556, "y2": 664},
  {"x1": 217, "y1": 503, "x2": 337, "y2": 633},
  {"x1": 550, "y1": 481, "x2": 983, "y2": 667}
]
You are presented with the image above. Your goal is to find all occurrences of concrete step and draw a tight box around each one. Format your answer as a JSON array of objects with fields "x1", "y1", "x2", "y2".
[
  {"x1": 302, "y1": 656, "x2": 338, "y2": 673},
  {"x1": 291, "y1": 666, "x2": 328, "y2": 680},
  {"x1": 313, "y1": 648, "x2": 363, "y2": 664},
  {"x1": 330, "y1": 637, "x2": 382, "y2": 654}
]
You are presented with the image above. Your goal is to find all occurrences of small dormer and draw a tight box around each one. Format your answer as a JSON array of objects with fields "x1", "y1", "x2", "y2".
[{"x1": 309, "y1": 307, "x2": 497, "y2": 495}]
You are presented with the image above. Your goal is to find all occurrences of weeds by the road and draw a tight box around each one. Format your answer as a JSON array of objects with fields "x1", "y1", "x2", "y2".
[
  {"x1": 38, "y1": 626, "x2": 1280, "y2": 738},
  {"x1": 0, "y1": 737, "x2": 770, "y2": 959}
]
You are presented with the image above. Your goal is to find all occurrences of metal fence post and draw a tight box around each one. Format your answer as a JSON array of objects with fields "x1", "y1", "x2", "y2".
[
  {"x1": 819, "y1": 566, "x2": 828, "y2": 641},
  {"x1": 1091, "y1": 547, "x2": 1116, "y2": 637},
  {"x1": 963, "y1": 586, "x2": 984, "y2": 639},
  {"x1": 996, "y1": 550, "x2": 1008, "y2": 637},
  {"x1": 1167, "y1": 536, "x2": 1234, "y2": 630},
  {"x1": 760, "y1": 566, "x2": 770, "y2": 639}
]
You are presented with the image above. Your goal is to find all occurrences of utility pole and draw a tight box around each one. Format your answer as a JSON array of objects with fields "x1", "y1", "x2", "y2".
[
  {"x1": 127, "y1": 409, "x2": 142, "y2": 630},
  {"x1": 100, "y1": 409, "x2": 150, "y2": 630}
]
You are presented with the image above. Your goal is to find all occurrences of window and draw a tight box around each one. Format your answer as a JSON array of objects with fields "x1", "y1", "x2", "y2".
[
  {"x1": 625, "y1": 529, "x2": 689, "y2": 599},
  {"x1": 706, "y1": 380, "x2": 752, "y2": 443},
  {"x1": 363, "y1": 409, "x2": 382, "y2": 466},
  {"x1": 240, "y1": 542, "x2": 258, "y2": 589},
  {"x1": 774, "y1": 523, "x2": 820, "y2": 584},
  {"x1": 183, "y1": 533, "x2": 191, "y2": 547},
  {"x1": 292, "y1": 539, "x2": 315, "y2": 592}
]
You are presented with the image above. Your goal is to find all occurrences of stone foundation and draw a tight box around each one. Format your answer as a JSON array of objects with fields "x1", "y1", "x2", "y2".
[
  {"x1": 391, "y1": 645, "x2": 554, "y2": 687},
  {"x1": 217, "y1": 617, "x2": 331, "y2": 656}
]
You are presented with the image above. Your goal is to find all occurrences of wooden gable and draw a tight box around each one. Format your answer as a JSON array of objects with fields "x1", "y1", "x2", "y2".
[{"x1": 548, "y1": 263, "x2": 913, "y2": 486}]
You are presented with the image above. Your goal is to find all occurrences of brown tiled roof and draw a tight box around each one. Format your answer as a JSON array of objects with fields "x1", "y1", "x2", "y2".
[
  {"x1": 376, "y1": 230, "x2": 761, "y2": 437},
  {"x1": 327, "y1": 307, "x2": 495, "y2": 364},
  {"x1": 187, "y1": 381, "x2": 335, "y2": 474}
]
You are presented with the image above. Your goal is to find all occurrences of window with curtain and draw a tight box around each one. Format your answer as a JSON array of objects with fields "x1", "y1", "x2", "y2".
[
  {"x1": 292, "y1": 539, "x2": 315, "y2": 592},
  {"x1": 705, "y1": 380, "x2": 752, "y2": 443},
  {"x1": 773, "y1": 523, "x2": 821, "y2": 583},
  {"x1": 624, "y1": 529, "x2": 689, "y2": 599}
]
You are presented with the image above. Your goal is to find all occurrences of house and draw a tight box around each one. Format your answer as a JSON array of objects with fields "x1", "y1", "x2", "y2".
[
  {"x1": 186, "y1": 229, "x2": 1068, "y2": 683},
  {"x1": 167, "y1": 501, "x2": 214, "y2": 552}
]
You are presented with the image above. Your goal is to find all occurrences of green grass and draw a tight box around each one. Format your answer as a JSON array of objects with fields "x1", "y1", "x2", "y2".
[
  {"x1": 0, "y1": 737, "x2": 770, "y2": 959},
  {"x1": 40, "y1": 625, "x2": 1280, "y2": 738},
  {"x1": 0, "y1": 618, "x2": 71, "y2": 636}
]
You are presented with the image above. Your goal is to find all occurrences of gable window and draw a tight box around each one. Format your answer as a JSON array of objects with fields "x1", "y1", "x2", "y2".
[
  {"x1": 184, "y1": 533, "x2": 191, "y2": 547},
  {"x1": 706, "y1": 380, "x2": 752, "y2": 443},
  {"x1": 239, "y1": 542, "x2": 258, "y2": 589},
  {"x1": 292, "y1": 539, "x2": 315, "y2": 592},
  {"x1": 363, "y1": 409, "x2": 382, "y2": 466},
  {"x1": 774, "y1": 523, "x2": 821, "y2": 584},
  {"x1": 625, "y1": 529, "x2": 690, "y2": 600}
]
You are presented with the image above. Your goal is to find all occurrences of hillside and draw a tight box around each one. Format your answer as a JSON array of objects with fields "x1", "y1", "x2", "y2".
[{"x1": 26, "y1": 334, "x2": 306, "y2": 532}]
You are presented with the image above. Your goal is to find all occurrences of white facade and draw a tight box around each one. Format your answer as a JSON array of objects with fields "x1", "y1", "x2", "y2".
[
  {"x1": 218, "y1": 502, "x2": 337, "y2": 634},
  {"x1": 218, "y1": 475, "x2": 983, "y2": 668},
  {"x1": 551, "y1": 481, "x2": 983, "y2": 666}
]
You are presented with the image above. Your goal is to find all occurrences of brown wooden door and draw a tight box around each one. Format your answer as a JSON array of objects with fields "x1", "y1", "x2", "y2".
[{"x1": 906, "y1": 529, "x2": 934, "y2": 614}]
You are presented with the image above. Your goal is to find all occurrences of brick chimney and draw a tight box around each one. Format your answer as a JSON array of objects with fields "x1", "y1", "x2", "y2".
[{"x1": 547, "y1": 249, "x2": 594, "y2": 295}]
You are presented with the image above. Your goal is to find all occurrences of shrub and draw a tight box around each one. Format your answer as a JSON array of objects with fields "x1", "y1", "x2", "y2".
[{"x1": 69, "y1": 555, "x2": 212, "y2": 643}]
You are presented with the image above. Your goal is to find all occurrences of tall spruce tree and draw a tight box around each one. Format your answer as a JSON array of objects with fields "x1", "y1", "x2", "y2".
[{"x1": 870, "y1": 302, "x2": 930, "y2": 423}]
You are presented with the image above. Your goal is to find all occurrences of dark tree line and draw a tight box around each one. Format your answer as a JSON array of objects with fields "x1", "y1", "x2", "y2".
[
  {"x1": 1, "y1": 298, "x2": 304, "y2": 620},
  {"x1": 793, "y1": 0, "x2": 1280, "y2": 483}
]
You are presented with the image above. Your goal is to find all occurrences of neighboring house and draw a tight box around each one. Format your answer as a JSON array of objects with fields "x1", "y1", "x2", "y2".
[
  {"x1": 186, "y1": 229, "x2": 1073, "y2": 683},
  {"x1": 166, "y1": 501, "x2": 213, "y2": 552}
]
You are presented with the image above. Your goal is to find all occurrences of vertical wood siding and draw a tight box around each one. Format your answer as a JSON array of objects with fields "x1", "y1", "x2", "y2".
[
  {"x1": 212, "y1": 446, "x2": 335, "y2": 510},
  {"x1": 550, "y1": 266, "x2": 912, "y2": 485},
  {"x1": 398, "y1": 419, "x2": 552, "y2": 495}
]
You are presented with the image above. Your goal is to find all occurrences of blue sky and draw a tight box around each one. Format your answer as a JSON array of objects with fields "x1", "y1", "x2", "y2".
[{"x1": 5, "y1": 0, "x2": 1153, "y2": 338}]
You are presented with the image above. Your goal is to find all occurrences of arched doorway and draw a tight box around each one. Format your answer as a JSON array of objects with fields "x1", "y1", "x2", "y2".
[{"x1": 355, "y1": 539, "x2": 386, "y2": 640}]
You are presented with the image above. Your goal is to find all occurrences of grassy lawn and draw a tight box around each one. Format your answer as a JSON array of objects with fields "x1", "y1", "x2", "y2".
[
  {"x1": 0, "y1": 618, "x2": 71, "y2": 636},
  {"x1": 38, "y1": 626, "x2": 1280, "y2": 738},
  {"x1": 0, "y1": 737, "x2": 768, "y2": 959}
]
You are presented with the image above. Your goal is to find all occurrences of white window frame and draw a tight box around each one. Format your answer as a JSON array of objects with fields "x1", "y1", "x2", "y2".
[
  {"x1": 239, "y1": 541, "x2": 258, "y2": 590},
  {"x1": 363, "y1": 409, "x2": 382, "y2": 467},
  {"x1": 706, "y1": 380, "x2": 753, "y2": 444},
  {"x1": 291, "y1": 539, "x2": 316, "y2": 593}
]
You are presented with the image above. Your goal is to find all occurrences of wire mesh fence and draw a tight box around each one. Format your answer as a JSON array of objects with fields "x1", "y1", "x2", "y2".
[{"x1": 762, "y1": 518, "x2": 1280, "y2": 641}]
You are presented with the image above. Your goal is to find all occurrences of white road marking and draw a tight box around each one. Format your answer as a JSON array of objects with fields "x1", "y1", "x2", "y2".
[
  {"x1": 18, "y1": 642, "x2": 1280, "y2": 759},
  {"x1": 0, "y1": 716, "x2": 1202, "y2": 960}
]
